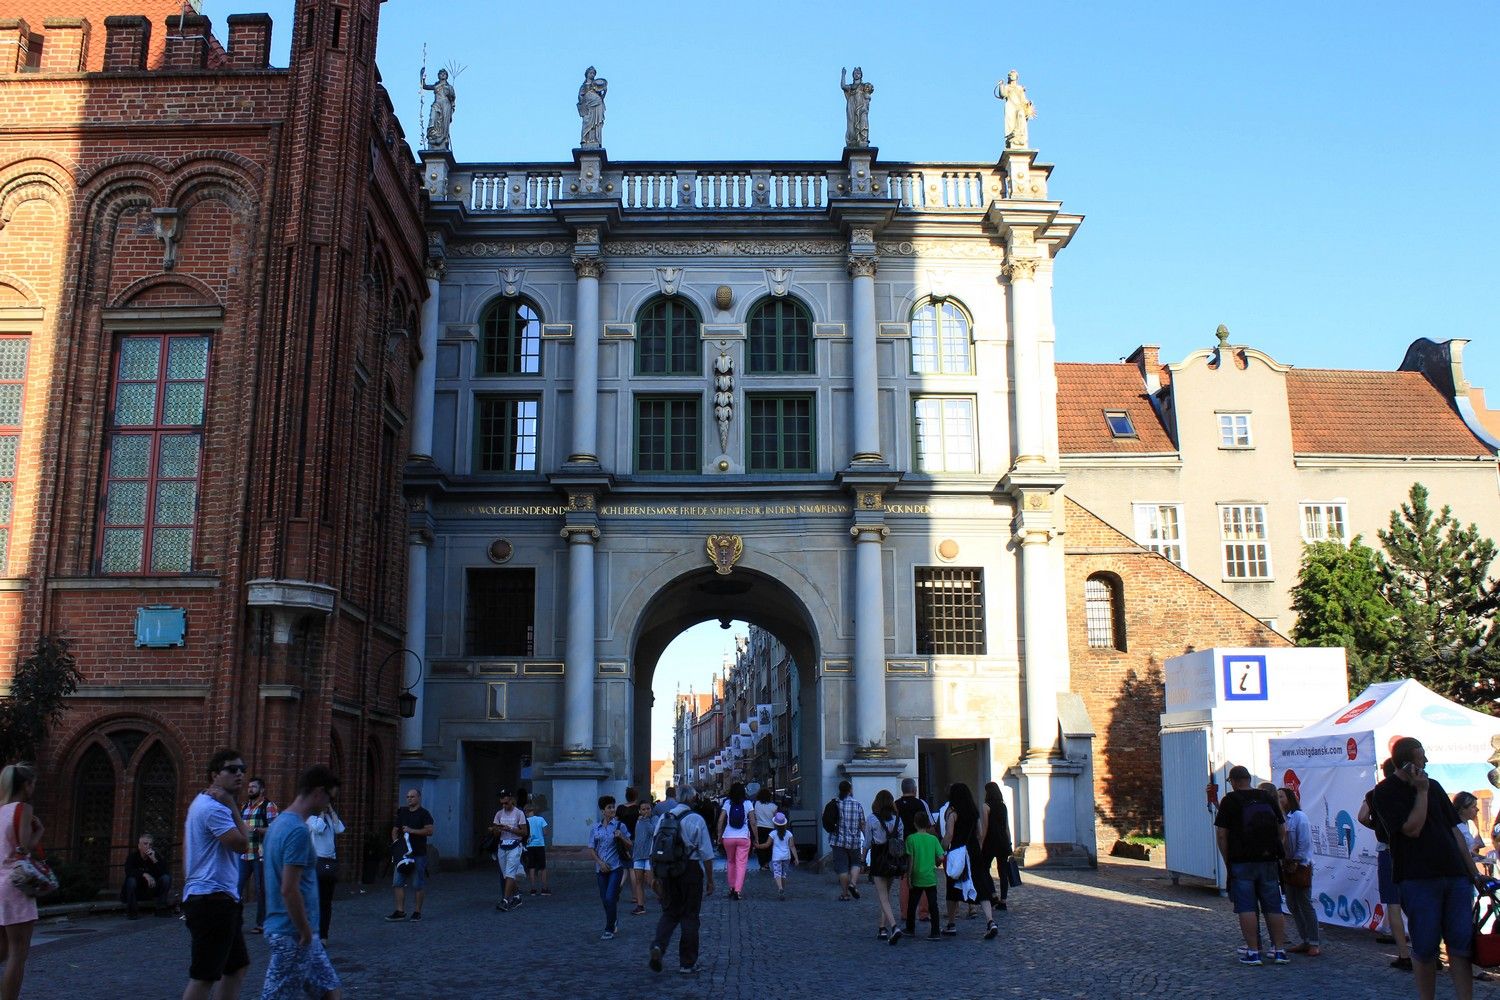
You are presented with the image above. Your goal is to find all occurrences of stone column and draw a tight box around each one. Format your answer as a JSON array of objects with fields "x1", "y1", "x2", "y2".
[
  {"x1": 399, "y1": 529, "x2": 429, "y2": 755},
  {"x1": 569, "y1": 240, "x2": 603, "y2": 464},
  {"x1": 848, "y1": 241, "x2": 882, "y2": 463},
  {"x1": 410, "y1": 271, "x2": 441, "y2": 460},
  {"x1": 1014, "y1": 503, "x2": 1060, "y2": 757},
  {"x1": 560, "y1": 523, "x2": 598, "y2": 755},
  {"x1": 851, "y1": 520, "x2": 888, "y2": 750},
  {"x1": 1005, "y1": 254, "x2": 1044, "y2": 466}
]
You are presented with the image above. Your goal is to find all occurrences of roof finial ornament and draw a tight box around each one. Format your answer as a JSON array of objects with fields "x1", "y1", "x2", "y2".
[{"x1": 1215, "y1": 324, "x2": 1231, "y2": 348}]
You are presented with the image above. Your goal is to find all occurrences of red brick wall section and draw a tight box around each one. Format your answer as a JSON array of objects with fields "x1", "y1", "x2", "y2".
[
  {"x1": 7, "y1": 2, "x2": 210, "y2": 71},
  {"x1": 1063, "y1": 497, "x2": 1289, "y2": 852}
]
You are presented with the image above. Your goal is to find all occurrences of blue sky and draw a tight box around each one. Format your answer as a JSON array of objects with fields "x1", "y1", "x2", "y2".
[{"x1": 240, "y1": 1, "x2": 1498, "y2": 748}]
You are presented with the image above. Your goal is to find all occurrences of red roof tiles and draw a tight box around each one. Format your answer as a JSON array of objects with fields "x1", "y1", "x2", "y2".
[
  {"x1": 1286, "y1": 369, "x2": 1492, "y2": 457},
  {"x1": 1056, "y1": 363, "x2": 1176, "y2": 453}
]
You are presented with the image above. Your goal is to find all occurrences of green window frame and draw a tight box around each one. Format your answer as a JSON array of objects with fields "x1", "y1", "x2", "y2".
[
  {"x1": 747, "y1": 394, "x2": 814, "y2": 472},
  {"x1": 474, "y1": 395, "x2": 540, "y2": 472},
  {"x1": 479, "y1": 297, "x2": 542, "y2": 375},
  {"x1": 635, "y1": 395, "x2": 700, "y2": 473},
  {"x1": 747, "y1": 298, "x2": 813, "y2": 374},
  {"x1": 910, "y1": 299, "x2": 973, "y2": 375},
  {"x1": 635, "y1": 297, "x2": 701, "y2": 375},
  {"x1": 0, "y1": 337, "x2": 29, "y2": 574}
]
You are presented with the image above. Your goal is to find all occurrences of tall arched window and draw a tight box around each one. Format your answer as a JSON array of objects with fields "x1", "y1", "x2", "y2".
[
  {"x1": 910, "y1": 299, "x2": 973, "y2": 374},
  {"x1": 1084, "y1": 573, "x2": 1126, "y2": 651},
  {"x1": 479, "y1": 297, "x2": 542, "y2": 375},
  {"x1": 133, "y1": 743, "x2": 179, "y2": 853},
  {"x1": 635, "y1": 297, "x2": 701, "y2": 375},
  {"x1": 747, "y1": 298, "x2": 813, "y2": 374},
  {"x1": 73, "y1": 745, "x2": 117, "y2": 883}
]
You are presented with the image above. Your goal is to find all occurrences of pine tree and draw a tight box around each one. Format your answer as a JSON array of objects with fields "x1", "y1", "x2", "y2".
[
  {"x1": 1290, "y1": 537, "x2": 1394, "y2": 690},
  {"x1": 1377, "y1": 483, "x2": 1499, "y2": 710}
]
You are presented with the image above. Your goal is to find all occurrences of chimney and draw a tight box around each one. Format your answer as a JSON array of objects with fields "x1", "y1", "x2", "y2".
[
  {"x1": 102, "y1": 15, "x2": 149, "y2": 71},
  {"x1": 225, "y1": 13, "x2": 271, "y2": 70},
  {"x1": 163, "y1": 13, "x2": 210, "y2": 70},
  {"x1": 0, "y1": 19, "x2": 32, "y2": 73},
  {"x1": 40, "y1": 18, "x2": 90, "y2": 73},
  {"x1": 1125, "y1": 344, "x2": 1162, "y2": 393}
]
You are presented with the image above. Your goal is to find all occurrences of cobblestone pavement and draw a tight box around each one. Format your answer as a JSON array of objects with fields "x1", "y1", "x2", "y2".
[{"x1": 17, "y1": 859, "x2": 1496, "y2": 998}]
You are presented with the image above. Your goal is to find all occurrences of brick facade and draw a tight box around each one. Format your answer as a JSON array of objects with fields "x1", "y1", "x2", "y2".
[
  {"x1": 1063, "y1": 497, "x2": 1289, "y2": 850},
  {"x1": 0, "y1": 1, "x2": 426, "y2": 886}
]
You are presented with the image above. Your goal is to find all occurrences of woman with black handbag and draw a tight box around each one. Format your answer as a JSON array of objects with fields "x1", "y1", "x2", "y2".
[
  {"x1": 305, "y1": 801, "x2": 345, "y2": 942},
  {"x1": 866, "y1": 789, "x2": 906, "y2": 943},
  {"x1": 1278, "y1": 786, "x2": 1319, "y2": 956},
  {"x1": 0, "y1": 762, "x2": 42, "y2": 1000}
]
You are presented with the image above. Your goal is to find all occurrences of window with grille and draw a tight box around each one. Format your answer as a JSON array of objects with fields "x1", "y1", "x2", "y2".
[
  {"x1": 747, "y1": 298, "x2": 812, "y2": 374},
  {"x1": 747, "y1": 394, "x2": 814, "y2": 472},
  {"x1": 1217, "y1": 412, "x2": 1252, "y2": 448},
  {"x1": 910, "y1": 299, "x2": 973, "y2": 374},
  {"x1": 100, "y1": 335, "x2": 209, "y2": 574},
  {"x1": 466, "y1": 568, "x2": 535, "y2": 656},
  {"x1": 912, "y1": 396, "x2": 977, "y2": 473},
  {"x1": 1301, "y1": 502, "x2": 1347, "y2": 544},
  {"x1": 1220, "y1": 504, "x2": 1271, "y2": 579},
  {"x1": 479, "y1": 297, "x2": 542, "y2": 375},
  {"x1": 635, "y1": 297, "x2": 701, "y2": 375},
  {"x1": 636, "y1": 396, "x2": 700, "y2": 473},
  {"x1": 914, "y1": 566, "x2": 986, "y2": 655},
  {"x1": 0, "y1": 337, "x2": 28, "y2": 574},
  {"x1": 72, "y1": 744, "x2": 116, "y2": 884},
  {"x1": 475, "y1": 396, "x2": 539, "y2": 472},
  {"x1": 1133, "y1": 503, "x2": 1186, "y2": 567},
  {"x1": 133, "y1": 743, "x2": 179, "y2": 850},
  {"x1": 1085, "y1": 574, "x2": 1125, "y2": 650}
]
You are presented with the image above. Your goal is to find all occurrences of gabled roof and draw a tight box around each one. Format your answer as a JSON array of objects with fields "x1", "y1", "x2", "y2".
[
  {"x1": 1055, "y1": 363, "x2": 1175, "y2": 454},
  {"x1": 1286, "y1": 369, "x2": 1494, "y2": 457}
]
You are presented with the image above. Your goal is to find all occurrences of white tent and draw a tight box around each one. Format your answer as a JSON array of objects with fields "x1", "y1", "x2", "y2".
[{"x1": 1268, "y1": 679, "x2": 1500, "y2": 931}]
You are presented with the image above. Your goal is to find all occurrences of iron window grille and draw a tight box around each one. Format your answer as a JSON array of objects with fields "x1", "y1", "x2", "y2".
[
  {"x1": 1085, "y1": 574, "x2": 1125, "y2": 650},
  {"x1": 747, "y1": 298, "x2": 813, "y2": 374},
  {"x1": 479, "y1": 297, "x2": 542, "y2": 375},
  {"x1": 635, "y1": 297, "x2": 701, "y2": 375},
  {"x1": 465, "y1": 568, "x2": 536, "y2": 656},
  {"x1": 914, "y1": 566, "x2": 986, "y2": 655}
]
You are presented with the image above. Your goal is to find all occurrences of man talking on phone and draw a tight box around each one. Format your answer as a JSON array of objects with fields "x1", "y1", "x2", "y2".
[{"x1": 1371, "y1": 737, "x2": 1493, "y2": 1000}]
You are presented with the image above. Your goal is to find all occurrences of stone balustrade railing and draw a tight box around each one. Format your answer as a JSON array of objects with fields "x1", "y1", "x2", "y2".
[{"x1": 454, "y1": 162, "x2": 1004, "y2": 214}]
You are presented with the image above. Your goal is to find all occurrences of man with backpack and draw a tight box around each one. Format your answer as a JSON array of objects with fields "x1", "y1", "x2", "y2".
[
  {"x1": 1214, "y1": 764, "x2": 1290, "y2": 966},
  {"x1": 646, "y1": 784, "x2": 715, "y2": 975},
  {"x1": 825, "y1": 780, "x2": 867, "y2": 901}
]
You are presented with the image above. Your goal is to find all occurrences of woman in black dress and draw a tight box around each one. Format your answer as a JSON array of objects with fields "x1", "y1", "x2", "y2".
[
  {"x1": 942, "y1": 782, "x2": 998, "y2": 940},
  {"x1": 980, "y1": 781, "x2": 1013, "y2": 910}
]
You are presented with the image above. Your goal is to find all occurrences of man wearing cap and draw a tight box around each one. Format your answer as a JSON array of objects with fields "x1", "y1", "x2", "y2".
[
  {"x1": 1214, "y1": 764, "x2": 1290, "y2": 966},
  {"x1": 647, "y1": 784, "x2": 715, "y2": 975},
  {"x1": 491, "y1": 788, "x2": 529, "y2": 912}
]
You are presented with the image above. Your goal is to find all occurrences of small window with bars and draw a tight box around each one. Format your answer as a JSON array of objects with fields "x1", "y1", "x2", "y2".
[
  {"x1": 0, "y1": 337, "x2": 28, "y2": 574},
  {"x1": 747, "y1": 298, "x2": 813, "y2": 374},
  {"x1": 479, "y1": 297, "x2": 542, "y2": 375},
  {"x1": 1300, "y1": 502, "x2": 1347, "y2": 544},
  {"x1": 1220, "y1": 503, "x2": 1271, "y2": 579},
  {"x1": 475, "y1": 396, "x2": 539, "y2": 472},
  {"x1": 466, "y1": 568, "x2": 536, "y2": 656},
  {"x1": 914, "y1": 566, "x2": 986, "y2": 655},
  {"x1": 100, "y1": 334, "x2": 209, "y2": 575},
  {"x1": 747, "y1": 394, "x2": 814, "y2": 472},
  {"x1": 636, "y1": 396, "x2": 700, "y2": 473},
  {"x1": 635, "y1": 297, "x2": 701, "y2": 375},
  {"x1": 1084, "y1": 574, "x2": 1126, "y2": 650}
]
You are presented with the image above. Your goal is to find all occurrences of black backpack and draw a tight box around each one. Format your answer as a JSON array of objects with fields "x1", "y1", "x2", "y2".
[
  {"x1": 1240, "y1": 794, "x2": 1284, "y2": 860},
  {"x1": 651, "y1": 807, "x2": 690, "y2": 878},
  {"x1": 884, "y1": 816, "x2": 907, "y2": 860},
  {"x1": 821, "y1": 797, "x2": 840, "y2": 835}
]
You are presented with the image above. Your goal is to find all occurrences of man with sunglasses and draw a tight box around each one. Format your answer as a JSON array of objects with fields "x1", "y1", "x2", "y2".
[{"x1": 182, "y1": 749, "x2": 252, "y2": 1000}]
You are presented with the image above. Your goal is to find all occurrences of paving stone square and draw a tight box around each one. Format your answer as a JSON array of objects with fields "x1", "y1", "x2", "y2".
[{"x1": 16, "y1": 859, "x2": 1493, "y2": 998}]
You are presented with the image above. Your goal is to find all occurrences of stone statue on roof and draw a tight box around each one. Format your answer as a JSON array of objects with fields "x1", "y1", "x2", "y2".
[
  {"x1": 577, "y1": 67, "x2": 608, "y2": 148},
  {"x1": 841, "y1": 66, "x2": 873, "y2": 148},
  {"x1": 995, "y1": 69, "x2": 1035, "y2": 149},
  {"x1": 421, "y1": 66, "x2": 456, "y2": 150}
]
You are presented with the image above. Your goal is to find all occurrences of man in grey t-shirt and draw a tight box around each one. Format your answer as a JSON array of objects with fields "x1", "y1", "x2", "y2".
[{"x1": 648, "y1": 785, "x2": 715, "y2": 975}]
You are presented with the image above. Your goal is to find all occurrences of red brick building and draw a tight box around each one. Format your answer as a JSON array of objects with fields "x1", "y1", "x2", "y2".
[{"x1": 0, "y1": 0, "x2": 426, "y2": 884}]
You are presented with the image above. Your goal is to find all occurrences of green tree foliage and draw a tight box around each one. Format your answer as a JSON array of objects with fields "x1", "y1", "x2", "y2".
[
  {"x1": 1376, "y1": 483, "x2": 1499, "y2": 709},
  {"x1": 0, "y1": 635, "x2": 83, "y2": 765},
  {"x1": 1290, "y1": 537, "x2": 1393, "y2": 690}
]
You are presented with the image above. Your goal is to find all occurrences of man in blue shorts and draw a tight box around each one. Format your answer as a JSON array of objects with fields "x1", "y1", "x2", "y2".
[
  {"x1": 1214, "y1": 764, "x2": 1290, "y2": 966},
  {"x1": 260, "y1": 765, "x2": 342, "y2": 1000}
]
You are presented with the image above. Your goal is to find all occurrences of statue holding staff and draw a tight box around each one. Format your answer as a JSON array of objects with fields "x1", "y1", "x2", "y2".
[
  {"x1": 995, "y1": 69, "x2": 1035, "y2": 149},
  {"x1": 577, "y1": 66, "x2": 608, "y2": 148},
  {"x1": 840, "y1": 66, "x2": 873, "y2": 147},
  {"x1": 420, "y1": 65, "x2": 456, "y2": 150}
]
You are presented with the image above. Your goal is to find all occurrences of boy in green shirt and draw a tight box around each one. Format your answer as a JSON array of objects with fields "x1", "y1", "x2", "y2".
[{"x1": 898, "y1": 812, "x2": 945, "y2": 942}]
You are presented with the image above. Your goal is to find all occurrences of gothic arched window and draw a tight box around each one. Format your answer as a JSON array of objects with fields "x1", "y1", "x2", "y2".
[
  {"x1": 910, "y1": 299, "x2": 973, "y2": 374},
  {"x1": 1085, "y1": 573, "x2": 1126, "y2": 651},
  {"x1": 635, "y1": 297, "x2": 701, "y2": 375},
  {"x1": 133, "y1": 743, "x2": 179, "y2": 853},
  {"x1": 747, "y1": 298, "x2": 813, "y2": 374},
  {"x1": 479, "y1": 297, "x2": 542, "y2": 375},
  {"x1": 72, "y1": 745, "x2": 117, "y2": 884}
]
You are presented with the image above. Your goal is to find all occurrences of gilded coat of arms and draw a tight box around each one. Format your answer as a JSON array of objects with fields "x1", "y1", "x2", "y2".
[{"x1": 706, "y1": 534, "x2": 744, "y2": 575}]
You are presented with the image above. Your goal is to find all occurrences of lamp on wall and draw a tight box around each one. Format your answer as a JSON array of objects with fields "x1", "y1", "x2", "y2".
[{"x1": 373, "y1": 647, "x2": 424, "y2": 719}]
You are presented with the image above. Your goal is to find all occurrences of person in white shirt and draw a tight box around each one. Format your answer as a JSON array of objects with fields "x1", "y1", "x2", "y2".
[{"x1": 304, "y1": 803, "x2": 344, "y2": 941}]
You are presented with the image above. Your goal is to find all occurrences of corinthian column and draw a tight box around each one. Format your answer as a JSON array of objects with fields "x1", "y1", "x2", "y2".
[
  {"x1": 1014, "y1": 506, "x2": 1061, "y2": 756},
  {"x1": 850, "y1": 515, "x2": 888, "y2": 751},
  {"x1": 1005, "y1": 254, "x2": 1044, "y2": 467},
  {"x1": 848, "y1": 249, "x2": 882, "y2": 464},
  {"x1": 560, "y1": 523, "x2": 599, "y2": 756},
  {"x1": 410, "y1": 266, "x2": 441, "y2": 460},
  {"x1": 400, "y1": 529, "x2": 430, "y2": 755},
  {"x1": 569, "y1": 251, "x2": 604, "y2": 464}
]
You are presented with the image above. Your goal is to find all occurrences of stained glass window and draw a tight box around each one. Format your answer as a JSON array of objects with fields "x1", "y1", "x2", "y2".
[
  {"x1": 0, "y1": 338, "x2": 27, "y2": 574},
  {"x1": 101, "y1": 335, "x2": 209, "y2": 574}
]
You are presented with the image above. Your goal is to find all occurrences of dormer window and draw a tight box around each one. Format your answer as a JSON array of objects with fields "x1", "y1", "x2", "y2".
[
  {"x1": 1217, "y1": 412, "x2": 1252, "y2": 448},
  {"x1": 1104, "y1": 410, "x2": 1136, "y2": 438}
]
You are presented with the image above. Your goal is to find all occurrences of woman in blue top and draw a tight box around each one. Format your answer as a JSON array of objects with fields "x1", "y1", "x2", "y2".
[
  {"x1": 1278, "y1": 786, "x2": 1319, "y2": 956},
  {"x1": 589, "y1": 795, "x2": 632, "y2": 940}
]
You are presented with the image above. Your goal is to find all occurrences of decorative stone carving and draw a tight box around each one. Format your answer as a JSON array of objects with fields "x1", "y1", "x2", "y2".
[
  {"x1": 856, "y1": 488, "x2": 884, "y2": 510},
  {"x1": 850, "y1": 228, "x2": 875, "y2": 247},
  {"x1": 1002, "y1": 257, "x2": 1038, "y2": 281},
  {"x1": 559, "y1": 524, "x2": 601, "y2": 540},
  {"x1": 714, "y1": 285, "x2": 733, "y2": 310},
  {"x1": 876, "y1": 240, "x2": 1004, "y2": 260},
  {"x1": 151, "y1": 208, "x2": 181, "y2": 271},
  {"x1": 448, "y1": 241, "x2": 568, "y2": 258},
  {"x1": 572, "y1": 255, "x2": 605, "y2": 279},
  {"x1": 656, "y1": 266, "x2": 683, "y2": 295},
  {"x1": 567, "y1": 492, "x2": 597, "y2": 511},
  {"x1": 764, "y1": 267, "x2": 792, "y2": 297},
  {"x1": 603, "y1": 240, "x2": 845, "y2": 257},
  {"x1": 841, "y1": 67, "x2": 874, "y2": 147},
  {"x1": 849, "y1": 524, "x2": 890, "y2": 540},
  {"x1": 577, "y1": 67, "x2": 608, "y2": 148},
  {"x1": 706, "y1": 534, "x2": 744, "y2": 575},
  {"x1": 847, "y1": 254, "x2": 878, "y2": 278},
  {"x1": 713, "y1": 351, "x2": 734, "y2": 451},
  {"x1": 574, "y1": 226, "x2": 600, "y2": 247},
  {"x1": 421, "y1": 67, "x2": 456, "y2": 150},
  {"x1": 500, "y1": 267, "x2": 524, "y2": 296},
  {"x1": 995, "y1": 70, "x2": 1036, "y2": 149}
]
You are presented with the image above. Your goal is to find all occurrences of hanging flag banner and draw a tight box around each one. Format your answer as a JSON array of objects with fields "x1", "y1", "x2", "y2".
[
  {"x1": 757, "y1": 704, "x2": 774, "y2": 728},
  {"x1": 739, "y1": 722, "x2": 753, "y2": 738}
]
